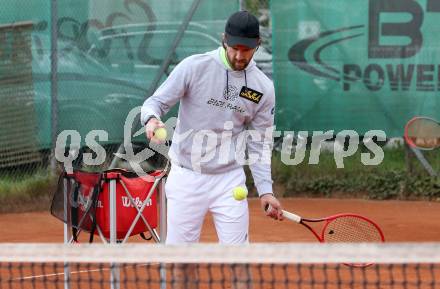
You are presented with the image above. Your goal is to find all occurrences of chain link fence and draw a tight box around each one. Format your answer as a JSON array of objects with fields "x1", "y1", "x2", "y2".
[
  {"x1": 0, "y1": 0, "x2": 241, "y2": 183},
  {"x1": 2, "y1": 0, "x2": 440, "y2": 206},
  {"x1": 0, "y1": 0, "x2": 278, "y2": 181},
  {"x1": 0, "y1": 2, "x2": 50, "y2": 180}
]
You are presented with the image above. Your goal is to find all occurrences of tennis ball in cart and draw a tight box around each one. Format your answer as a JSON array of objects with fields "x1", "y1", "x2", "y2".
[
  {"x1": 154, "y1": 128, "x2": 167, "y2": 141},
  {"x1": 233, "y1": 186, "x2": 248, "y2": 201}
]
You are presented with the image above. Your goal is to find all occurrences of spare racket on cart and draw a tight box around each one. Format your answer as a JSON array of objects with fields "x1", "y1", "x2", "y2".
[
  {"x1": 404, "y1": 116, "x2": 440, "y2": 150},
  {"x1": 266, "y1": 205, "x2": 385, "y2": 267}
]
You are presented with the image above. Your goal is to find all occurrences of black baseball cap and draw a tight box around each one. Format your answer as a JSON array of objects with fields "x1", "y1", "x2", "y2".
[{"x1": 225, "y1": 11, "x2": 260, "y2": 49}]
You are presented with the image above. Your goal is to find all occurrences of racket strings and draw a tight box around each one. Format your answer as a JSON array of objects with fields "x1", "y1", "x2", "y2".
[
  {"x1": 406, "y1": 118, "x2": 440, "y2": 149},
  {"x1": 323, "y1": 216, "x2": 383, "y2": 243}
]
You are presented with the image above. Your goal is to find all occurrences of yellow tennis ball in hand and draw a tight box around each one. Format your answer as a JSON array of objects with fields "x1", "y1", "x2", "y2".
[
  {"x1": 233, "y1": 186, "x2": 248, "y2": 201},
  {"x1": 154, "y1": 127, "x2": 167, "y2": 141}
]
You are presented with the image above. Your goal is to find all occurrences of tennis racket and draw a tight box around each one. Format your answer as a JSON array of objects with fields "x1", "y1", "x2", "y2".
[
  {"x1": 266, "y1": 205, "x2": 385, "y2": 267},
  {"x1": 404, "y1": 116, "x2": 440, "y2": 150}
]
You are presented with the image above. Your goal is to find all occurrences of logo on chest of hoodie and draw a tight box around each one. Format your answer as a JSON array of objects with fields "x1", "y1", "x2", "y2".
[
  {"x1": 239, "y1": 86, "x2": 263, "y2": 104},
  {"x1": 223, "y1": 85, "x2": 239, "y2": 101}
]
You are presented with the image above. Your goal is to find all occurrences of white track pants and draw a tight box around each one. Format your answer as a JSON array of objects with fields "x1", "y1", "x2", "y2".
[{"x1": 165, "y1": 164, "x2": 249, "y2": 244}]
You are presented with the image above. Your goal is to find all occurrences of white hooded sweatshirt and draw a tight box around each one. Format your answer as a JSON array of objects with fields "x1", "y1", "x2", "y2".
[{"x1": 141, "y1": 47, "x2": 275, "y2": 196}]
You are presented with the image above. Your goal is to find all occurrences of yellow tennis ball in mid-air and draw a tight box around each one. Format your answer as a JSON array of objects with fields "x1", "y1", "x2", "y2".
[
  {"x1": 233, "y1": 186, "x2": 248, "y2": 201},
  {"x1": 154, "y1": 127, "x2": 167, "y2": 141}
]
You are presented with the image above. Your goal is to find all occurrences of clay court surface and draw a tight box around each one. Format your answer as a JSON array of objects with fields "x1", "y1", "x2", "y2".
[
  {"x1": 1, "y1": 197, "x2": 439, "y2": 243},
  {"x1": 1, "y1": 198, "x2": 440, "y2": 289}
]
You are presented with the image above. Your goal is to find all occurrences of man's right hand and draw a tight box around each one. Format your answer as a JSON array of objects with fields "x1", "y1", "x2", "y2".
[{"x1": 145, "y1": 117, "x2": 166, "y2": 143}]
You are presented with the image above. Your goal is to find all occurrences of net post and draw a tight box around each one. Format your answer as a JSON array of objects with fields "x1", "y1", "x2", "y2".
[
  {"x1": 159, "y1": 176, "x2": 167, "y2": 289},
  {"x1": 409, "y1": 146, "x2": 437, "y2": 176},
  {"x1": 109, "y1": 179, "x2": 120, "y2": 289},
  {"x1": 63, "y1": 177, "x2": 71, "y2": 289},
  {"x1": 404, "y1": 142, "x2": 414, "y2": 176},
  {"x1": 239, "y1": 0, "x2": 245, "y2": 10},
  {"x1": 50, "y1": 0, "x2": 59, "y2": 174}
]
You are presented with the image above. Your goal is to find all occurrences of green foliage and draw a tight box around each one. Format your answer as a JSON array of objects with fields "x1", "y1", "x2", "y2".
[
  {"x1": 270, "y1": 147, "x2": 440, "y2": 201},
  {"x1": 364, "y1": 170, "x2": 405, "y2": 200},
  {"x1": 0, "y1": 170, "x2": 57, "y2": 213}
]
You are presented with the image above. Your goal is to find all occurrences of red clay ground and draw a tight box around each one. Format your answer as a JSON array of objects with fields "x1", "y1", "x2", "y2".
[
  {"x1": 1, "y1": 198, "x2": 440, "y2": 289},
  {"x1": 0, "y1": 198, "x2": 439, "y2": 243}
]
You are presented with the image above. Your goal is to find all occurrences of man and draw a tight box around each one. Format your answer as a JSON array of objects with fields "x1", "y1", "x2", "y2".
[
  {"x1": 142, "y1": 9, "x2": 283, "y2": 241},
  {"x1": 141, "y1": 10, "x2": 283, "y2": 286}
]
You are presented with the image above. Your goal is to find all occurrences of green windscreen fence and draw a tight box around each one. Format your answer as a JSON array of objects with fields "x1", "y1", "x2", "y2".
[
  {"x1": 54, "y1": 0, "x2": 237, "y2": 148},
  {"x1": 0, "y1": 0, "x2": 237, "y2": 162},
  {"x1": 0, "y1": 0, "x2": 48, "y2": 170},
  {"x1": 272, "y1": 0, "x2": 440, "y2": 137},
  {"x1": 0, "y1": 22, "x2": 42, "y2": 169}
]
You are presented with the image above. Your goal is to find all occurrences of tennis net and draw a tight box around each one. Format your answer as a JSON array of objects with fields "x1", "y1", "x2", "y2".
[{"x1": 1, "y1": 243, "x2": 439, "y2": 289}]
